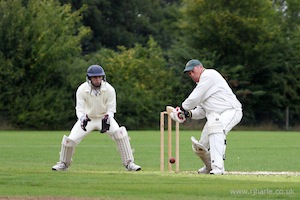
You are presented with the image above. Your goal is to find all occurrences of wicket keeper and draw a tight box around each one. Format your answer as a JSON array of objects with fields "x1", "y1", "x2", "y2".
[{"x1": 52, "y1": 65, "x2": 141, "y2": 171}]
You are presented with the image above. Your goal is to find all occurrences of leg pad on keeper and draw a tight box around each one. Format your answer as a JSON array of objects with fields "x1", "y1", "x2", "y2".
[
  {"x1": 112, "y1": 127, "x2": 135, "y2": 166},
  {"x1": 191, "y1": 136, "x2": 211, "y2": 173},
  {"x1": 59, "y1": 135, "x2": 76, "y2": 167}
]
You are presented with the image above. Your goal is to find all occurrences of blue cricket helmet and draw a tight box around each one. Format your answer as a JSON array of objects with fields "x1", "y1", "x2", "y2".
[{"x1": 87, "y1": 65, "x2": 105, "y2": 78}]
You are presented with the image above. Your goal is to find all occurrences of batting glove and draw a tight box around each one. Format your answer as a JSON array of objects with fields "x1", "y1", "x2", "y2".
[
  {"x1": 180, "y1": 108, "x2": 192, "y2": 118},
  {"x1": 80, "y1": 115, "x2": 91, "y2": 131},
  {"x1": 170, "y1": 106, "x2": 186, "y2": 123}
]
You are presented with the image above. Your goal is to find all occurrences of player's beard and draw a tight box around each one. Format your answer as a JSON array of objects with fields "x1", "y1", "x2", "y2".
[
  {"x1": 91, "y1": 83, "x2": 101, "y2": 95},
  {"x1": 91, "y1": 79, "x2": 102, "y2": 88},
  {"x1": 92, "y1": 82, "x2": 101, "y2": 88}
]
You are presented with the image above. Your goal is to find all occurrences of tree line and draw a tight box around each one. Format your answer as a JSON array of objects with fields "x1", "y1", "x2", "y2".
[{"x1": 0, "y1": 0, "x2": 299, "y2": 130}]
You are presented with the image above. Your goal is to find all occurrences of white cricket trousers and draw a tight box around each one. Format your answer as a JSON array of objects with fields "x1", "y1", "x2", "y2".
[
  {"x1": 200, "y1": 109, "x2": 243, "y2": 149},
  {"x1": 68, "y1": 117, "x2": 120, "y2": 144}
]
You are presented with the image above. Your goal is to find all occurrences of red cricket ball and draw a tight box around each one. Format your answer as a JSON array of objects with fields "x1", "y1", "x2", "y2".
[{"x1": 169, "y1": 157, "x2": 176, "y2": 164}]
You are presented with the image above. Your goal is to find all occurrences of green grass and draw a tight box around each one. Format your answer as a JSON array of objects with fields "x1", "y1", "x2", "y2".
[{"x1": 0, "y1": 130, "x2": 299, "y2": 199}]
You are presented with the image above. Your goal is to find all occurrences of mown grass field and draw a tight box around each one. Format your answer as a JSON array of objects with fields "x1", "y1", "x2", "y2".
[{"x1": 0, "y1": 130, "x2": 299, "y2": 199}]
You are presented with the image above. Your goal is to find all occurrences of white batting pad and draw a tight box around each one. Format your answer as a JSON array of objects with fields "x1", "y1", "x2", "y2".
[
  {"x1": 112, "y1": 127, "x2": 134, "y2": 166},
  {"x1": 208, "y1": 132, "x2": 226, "y2": 170},
  {"x1": 191, "y1": 136, "x2": 211, "y2": 171},
  {"x1": 59, "y1": 135, "x2": 76, "y2": 167}
]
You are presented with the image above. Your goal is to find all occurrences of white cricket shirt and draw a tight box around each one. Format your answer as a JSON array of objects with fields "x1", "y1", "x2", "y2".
[
  {"x1": 75, "y1": 81, "x2": 116, "y2": 120},
  {"x1": 182, "y1": 69, "x2": 242, "y2": 114}
]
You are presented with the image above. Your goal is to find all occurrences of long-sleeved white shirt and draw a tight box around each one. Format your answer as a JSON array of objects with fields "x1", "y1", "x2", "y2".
[
  {"x1": 75, "y1": 81, "x2": 116, "y2": 120},
  {"x1": 182, "y1": 69, "x2": 242, "y2": 117}
]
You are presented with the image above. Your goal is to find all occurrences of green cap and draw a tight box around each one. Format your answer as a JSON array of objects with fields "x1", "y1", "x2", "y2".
[{"x1": 183, "y1": 59, "x2": 202, "y2": 73}]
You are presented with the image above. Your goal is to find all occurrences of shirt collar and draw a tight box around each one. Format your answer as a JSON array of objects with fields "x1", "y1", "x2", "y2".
[{"x1": 84, "y1": 81, "x2": 107, "y2": 92}]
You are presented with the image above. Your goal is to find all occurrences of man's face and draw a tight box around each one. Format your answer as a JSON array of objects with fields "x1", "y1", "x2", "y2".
[
  {"x1": 187, "y1": 65, "x2": 202, "y2": 83},
  {"x1": 90, "y1": 76, "x2": 103, "y2": 87}
]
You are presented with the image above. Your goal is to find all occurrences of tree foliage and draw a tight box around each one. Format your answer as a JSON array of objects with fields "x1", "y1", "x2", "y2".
[
  {"x1": 59, "y1": 0, "x2": 181, "y2": 51},
  {"x1": 0, "y1": 0, "x2": 299, "y2": 130},
  {"x1": 177, "y1": 0, "x2": 300, "y2": 127},
  {"x1": 0, "y1": 0, "x2": 91, "y2": 129}
]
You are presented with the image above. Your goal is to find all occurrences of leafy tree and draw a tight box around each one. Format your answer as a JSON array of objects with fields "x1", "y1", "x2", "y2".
[
  {"x1": 270, "y1": 0, "x2": 300, "y2": 127},
  {"x1": 59, "y1": 0, "x2": 181, "y2": 52},
  {"x1": 0, "y1": 0, "x2": 91, "y2": 129},
  {"x1": 175, "y1": 0, "x2": 300, "y2": 127}
]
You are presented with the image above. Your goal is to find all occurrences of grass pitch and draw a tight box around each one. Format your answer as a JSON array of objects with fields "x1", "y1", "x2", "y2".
[{"x1": 0, "y1": 130, "x2": 299, "y2": 199}]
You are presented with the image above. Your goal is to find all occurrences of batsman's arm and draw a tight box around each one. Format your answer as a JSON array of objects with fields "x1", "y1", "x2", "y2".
[
  {"x1": 180, "y1": 106, "x2": 192, "y2": 118},
  {"x1": 190, "y1": 106, "x2": 206, "y2": 119},
  {"x1": 180, "y1": 105, "x2": 207, "y2": 120},
  {"x1": 182, "y1": 75, "x2": 213, "y2": 110}
]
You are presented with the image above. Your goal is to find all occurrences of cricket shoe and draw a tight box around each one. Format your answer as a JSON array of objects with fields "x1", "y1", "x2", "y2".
[
  {"x1": 198, "y1": 166, "x2": 210, "y2": 174},
  {"x1": 126, "y1": 162, "x2": 141, "y2": 171},
  {"x1": 52, "y1": 162, "x2": 68, "y2": 171},
  {"x1": 209, "y1": 166, "x2": 224, "y2": 175}
]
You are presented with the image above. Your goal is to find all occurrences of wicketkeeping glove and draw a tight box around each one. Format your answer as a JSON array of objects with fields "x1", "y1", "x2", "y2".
[
  {"x1": 100, "y1": 114, "x2": 110, "y2": 133},
  {"x1": 80, "y1": 115, "x2": 91, "y2": 131}
]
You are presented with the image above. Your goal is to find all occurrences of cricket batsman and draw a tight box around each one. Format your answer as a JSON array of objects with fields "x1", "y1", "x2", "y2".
[
  {"x1": 52, "y1": 65, "x2": 141, "y2": 171},
  {"x1": 170, "y1": 59, "x2": 242, "y2": 175}
]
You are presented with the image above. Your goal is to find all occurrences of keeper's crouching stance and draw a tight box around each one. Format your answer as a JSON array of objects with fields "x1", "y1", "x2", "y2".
[
  {"x1": 52, "y1": 121, "x2": 140, "y2": 171},
  {"x1": 52, "y1": 64, "x2": 141, "y2": 171}
]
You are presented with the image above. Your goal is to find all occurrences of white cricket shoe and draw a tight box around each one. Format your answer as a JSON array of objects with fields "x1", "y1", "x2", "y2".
[
  {"x1": 209, "y1": 166, "x2": 224, "y2": 175},
  {"x1": 126, "y1": 162, "x2": 141, "y2": 171},
  {"x1": 52, "y1": 162, "x2": 68, "y2": 171},
  {"x1": 198, "y1": 166, "x2": 210, "y2": 174}
]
